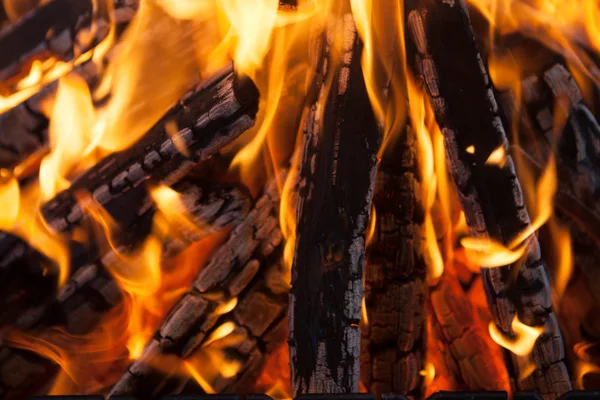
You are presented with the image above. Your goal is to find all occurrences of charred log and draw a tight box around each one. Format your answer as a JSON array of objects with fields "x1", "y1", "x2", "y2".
[
  {"x1": 40, "y1": 62, "x2": 259, "y2": 233},
  {"x1": 0, "y1": 179, "x2": 251, "y2": 399},
  {"x1": 429, "y1": 268, "x2": 510, "y2": 392},
  {"x1": 289, "y1": 7, "x2": 380, "y2": 395},
  {"x1": 108, "y1": 176, "x2": 287, "y2": 398},
  {"x1": 0, "y1": 61, "x2": 99, "y2": 173},
  {"x1": 498, "y1": 64, "x2": 600, "y2": 303},
  {"x1": 0, "y1": 0, "x2": 138, "y2": 98},
  {"x1": 360, "y1": 125, "x2": 426, "y2": 396},
  {"x1": 407, "y1": 1, "x2": 571, "y2": 397}
]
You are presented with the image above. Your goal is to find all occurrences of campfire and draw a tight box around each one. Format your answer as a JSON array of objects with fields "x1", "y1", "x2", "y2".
[{"x1": 0, "y1": 0, "x2": 599, "y2": 399}]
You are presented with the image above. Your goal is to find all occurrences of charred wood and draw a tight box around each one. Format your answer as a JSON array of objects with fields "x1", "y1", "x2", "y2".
[
  {"x1": 0, "y1": 179, "x2": 251, "y2": 399},
  {"x1": 289, "y1": 7, "x2": 380, "y2": 394},
  {"x1": 429, "y1": 268, "x2": 510, "y2": 392},
  {"x1": 0, "y1": 63, "x2": 259, "y2": 331},
  {"x1": 40, "y1": 62, "x2": 259, "y2": 233},
  {"x1": 108, "y1": 176, "x2": 287, "y2": 398},
  {"x1": 0, "y1": 61, "x2": 99, "y2": 173},
  {"x1": 407, "y1": 1, "x2": 571, "y2": 397},
  {"x1": 0, "y1": 0, "x2": 138, "y2": 98},
  {"x1": 498, "y1": 63, "x2": 600, "y2": 304},
  {"x1": 360, "y1": 125, "x2": 426, "y2": 396}
]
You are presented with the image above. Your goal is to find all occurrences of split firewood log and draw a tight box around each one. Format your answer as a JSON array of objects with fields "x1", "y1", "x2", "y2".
[
  {"x1": 498, "y1": 64, "x2": 600, "y2": 303},
  {"x1": 0, "y1": 0, "x2": 138, "y2": 100},
  {"x1": 360, "y1": 124, "x2": 427, "y2": 396},
  {"x1": 0, "y1": 63, "x2": 259, "y2": 329},
  {"x1": 406, "y1": 1, "x2": 571, "y2": 398},
  {"x1": 0, "y1": 178, "x2": 251, "y2": 400},
  {"x1": 288, "y1": 3, "x2": 380, "y2": 394},
  {"x1": 109, "y1": 175, "x2": 287, "y2": 398},
  {"x1": 40, "y1": 62, "x2": 259, "y2": 234}
]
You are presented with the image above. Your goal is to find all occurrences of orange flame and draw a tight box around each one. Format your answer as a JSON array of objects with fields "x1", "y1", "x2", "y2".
[
  {"x1": 408, "y1": 76, "x2": 444, "y2": 283},
  {"x1": 489, "y1": 315, "x2": 545, "y2": 356}
]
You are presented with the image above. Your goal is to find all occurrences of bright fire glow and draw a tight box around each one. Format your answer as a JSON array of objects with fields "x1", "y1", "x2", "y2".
[{"x1": 489, "y1": 315, "x2": 545, "y2": 356}]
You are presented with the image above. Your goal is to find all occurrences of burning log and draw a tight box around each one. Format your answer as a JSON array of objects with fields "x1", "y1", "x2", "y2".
[
  {"x1": 0, "y1": 178, "x2": 251, "y2": 399},
  {"x1": 40, "y1": 62, "x2": 259, "y2": 233},
  {"x1": 498, "y1": 64, "x2": 600, "y2": 304},
  {"x1": 288, "y1": 7, "x2": 380, "y2": 394},
  {"x1": 360, "y1": 125, "x2": 427, "y2": 396},
  {"x1": 0, "y1": 61, "x2": 99, "y2": 173},
  {"x1": 499, "y1": 63, "x2": 600, "y2": 235},
  {"x1": 0, "y1": 62, "x2": 258, "y2": 335},
  {"x1": 429, "y1": 267, "x2": 510, "y2": 392},
  {"x1": 108, "y1": 176, "x2": 287, "y2": 398},
  {"x1": 407, "y1": 1, "x2": 571, "y2": 397},
  {"x1": 0, "y1": 0, "x2": 138, "y2": 101}
]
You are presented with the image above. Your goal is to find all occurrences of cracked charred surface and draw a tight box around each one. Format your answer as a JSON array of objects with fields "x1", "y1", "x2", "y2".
[
  {"x1": 0, "y1": 179, "x2": 250, "y2": 400},
  {"x1": 0, "y1": 64, "x2": 259, "y2": 300},
  {"x1": 429, "y1": 267, "x2": 510, "y2": 392},
  {"x1": 360, "y1": 125, "x2": 426, "y2": 397},
  {"x1": 40, "y1": 62, "x2": 259, "y2": 235},
  {"x1": 407, "y1": 1, "x2": 571, "y2": 397},
  {"x1": 109, "y1": 176, "x2": 287, "y2": 398},
  {"x1": 288, "y1": 6, "x2": 380, "y2": 395},
  {"x1": 499, "y1": 64, "x2": 600, "y2": 304}
]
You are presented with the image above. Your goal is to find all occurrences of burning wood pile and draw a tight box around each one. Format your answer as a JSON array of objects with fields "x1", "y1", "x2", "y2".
[{"x1": 0, "y1": 0, "x2": 599, "y2": 399}]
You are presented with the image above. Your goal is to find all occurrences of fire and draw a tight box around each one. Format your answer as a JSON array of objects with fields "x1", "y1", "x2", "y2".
[
  {"x1": 0, "y1": 0, "x2": 598, "y2": 395},
  {"x1": 420, "y1": 363, "x2": 436, "y2": 387},
  {"x1": 489, "y1": 315, "x2": 545, "y2": 356},
  {"x1": 39, "y1": 74, "x2": 98, "y2": 200},
  {"x1": 574, "y1": 342, "x2": 600, "y2": 388},
  {"x1": 467, "y1": 0, "x2": 600, "y2": 87},
  {"x1": 408, "y1": 76, "x2": 444, "y2": 283},
  {"x1": 460, "y1": 153, "x2": 557, "y2": 268},
  {"x1": 485, "y1": 145, "x2": 507, "y2": 167}
]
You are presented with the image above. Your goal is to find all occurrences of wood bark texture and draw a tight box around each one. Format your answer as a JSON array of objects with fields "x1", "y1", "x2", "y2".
[
  {"x1": 40, "y1": 62, "x2": 259, "y2": 234},
  {"x1": 360, "y1": 125, "x2": 426, "y2": 397},
  {"x1": 0, "y1": 179, "x2": 251, "y2": 400},
  {"x1": 109, "y1": 176, "x2": 287, "y2": 398},
  {"x1": 407, "y1": 1, "x2": 571, "y2": 397},
  {"x1": 288, "y1": 8, "x2": 380, "y2": 395}
]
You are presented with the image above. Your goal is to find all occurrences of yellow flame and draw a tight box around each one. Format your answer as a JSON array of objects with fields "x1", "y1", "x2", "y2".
[
  {"x1": 467, "y1": 0, "x2": 600, "y2": 89},
  {"x1": 548, "y1": 217, "x2": 573, "y2": 302},
  {"x1": 0, "y1": 170, "x2": 20, "y2": 228},
  {"x1": 184, "y1": 361, "x2": 217, "y2": 394},
  {"x1": 420, "y1": 362, "x2": 436, "y2": 387},
  {"x1": 164, "y1": 120, "x2": 191, "y2": 157},
  {"x1": 361, "y1": 297, "x2": 368, "y2": 326},
  {"x1": 266, "y1": 381, "x2": 293, "y2": 400},
  {"x1": 365, "y1": 205, "x2": 376, "y2": 247},
  {"x1": 466, "y1": 145, "x2": 475, "y2": 154},
  {"x1": 489, "y1": 315, "x2": 544, "y2": 356},
  {"x1": 485, "y1": 145, "x2": 507, "y2": 167},
  {"x1": 204, "y1": 321, "x2": 236, "y2": 347},
  {"x1": 574, "y1": 342, "x2": 600, "y2": 388},
  {"x1": 39, "y1": 74, "x2": 98, "y2": 200},
  {"x1": 408, "y1": 76, "x2": 444, "y2": 282},
  {"x1": 461, "y1": 236, "x2": 527, "y2": 267},
  {"x1": 461, "y1": 154, "x2": 557, "y2": 268},
  {"x1": 214, "y1": 297, "x2": 239, "y2": 315},
  {"x1": 149, "y1": 184, "x2": 209, "y2": 239}
]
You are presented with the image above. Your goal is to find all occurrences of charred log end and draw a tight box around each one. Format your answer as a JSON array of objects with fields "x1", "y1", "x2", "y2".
[{"x1": 39, "y1": 63, "x2": 259, "y2": 234}]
